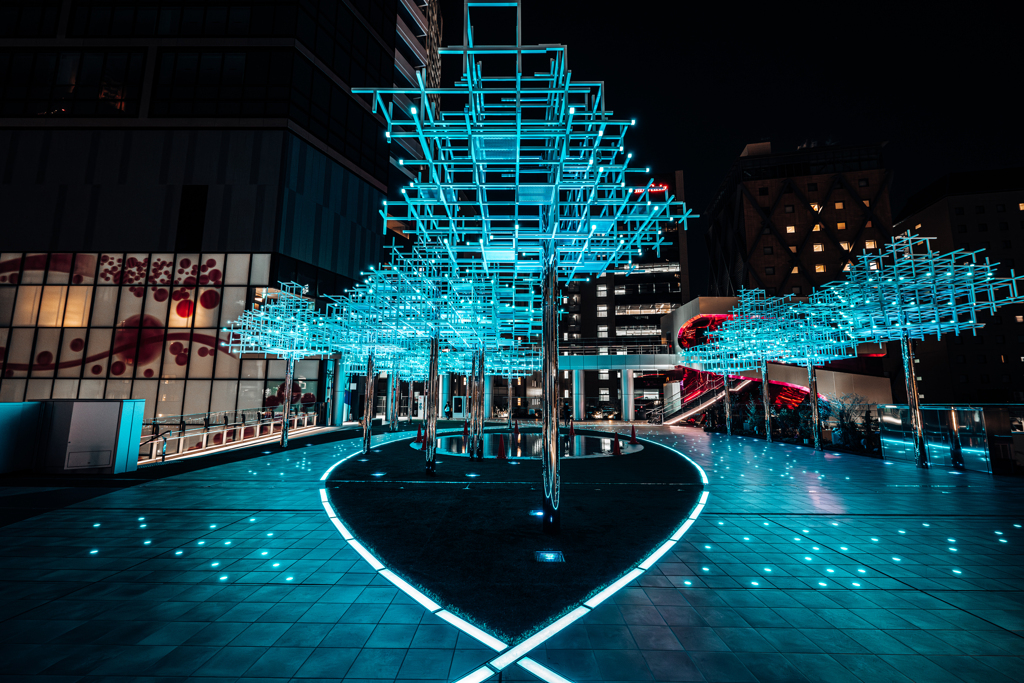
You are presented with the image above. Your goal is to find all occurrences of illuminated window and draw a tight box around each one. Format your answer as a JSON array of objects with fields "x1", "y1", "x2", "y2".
[
  {"x1": 865, "y1": 220, "x2": 872, "y2": 227},
  {"x1": 596, "y1": 284, "x2": 607, "y2": 297},
  {"x1": 614, "y1": 285, "x2": 626, "y2": 295},
  {"x1": 791, "y1": 266, "x2": 799, "y2": 274},
  {"x1": 786, "y1": 225, "x2": 796, "y2": 233},
  {"x1": 843, "y1": 263, "x2": 851, "y2": 271},
  {"x1": 1016, "y1": 316, "x2": 1023, "y2": 323},
  {"x1": 596, "y1": 305, "x2": 608, "y2": 318},
  {"x1": 564, "y1": 390, "x2": 569, "y2": 398},
  {"x1": 562, "y1": 296, "x2": 568, "y2": 304},
  {"x1": 789, "y1": 246, "x2": 797, "y2": 253},
  {"x1": 599, "y1": 370, "x2": 609, "y2": 380},
  {"x1": 813, "y1": 243, "x2": 824, "y2": 252},
  {"x1": 813, "y1": 224, "x2": 821, "y2": 231},
  {"x1": 563, "y1": 332, "x2": 569, "y2": 341},
  {"x1": 811, "y1": 203, "x2": 821, "y2": 212},
  {"x1": 915, "y1": 223, "x2": 922, "y2": 230},
  {"x1": 518, "y1": 377, "x2": 522, "y2": 385},
  {"x1": 597, "y1": 325, "x2": 608, "y2": 338},
  {"x1": 815, "y1": 264, "x2": 826, "y2": 273},
  {"x1": 835, "y1": 201, "x2": 844, "y2": 210},
  {"x1": 865, "y1": 240, "x2": 877, "y2": 248},
  {"x1": 599, "y1": 347, "x2": 608, "y2": 355},
  {"x1": 837, "y1": 222, "x2": 846, "y2": 230},
  {"x1": 599, "y1": 388, "x2": 610, "y2": 400},
  {"x1": 1019, "y1": 203, "x2": 1024, "y2": 211},
  {"x1": 869, "y1": 262, "x2": 879, "y2": 270},
  {"x1": 864, "y1": 199, "x2": 871, "y2": 207},
  {"x1": 840, "y1": 241, "x2": 851, "y2": 250}
]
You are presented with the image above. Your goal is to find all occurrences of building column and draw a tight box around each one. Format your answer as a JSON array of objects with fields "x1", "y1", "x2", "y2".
[
  {"x1": 484, "y1": 374, "x2": 493, "y2": 421},
  {"x1": 439, "y1": 372, "x2": 450, "y2": 418},
  {"x1": 621, "y1": 370, "x2": 635, "y2": 422},
  {"x1": 573, "y1": 370, "x2": 585, "y2": 420}
]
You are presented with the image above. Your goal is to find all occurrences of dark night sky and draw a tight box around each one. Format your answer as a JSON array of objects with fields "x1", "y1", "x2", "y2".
[{"x1": 436, "y1": 0, "x2": 1023, "y2": 219}]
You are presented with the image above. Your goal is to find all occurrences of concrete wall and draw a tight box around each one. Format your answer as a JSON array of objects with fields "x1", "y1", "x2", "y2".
[{"x1": 0, "y1": 401, "x2": 42, "y2": 474}]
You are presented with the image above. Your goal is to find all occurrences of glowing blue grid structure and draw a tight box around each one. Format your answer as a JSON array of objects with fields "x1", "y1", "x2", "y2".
[
  {"x1": 223, "y1": 283, "x2": 333, "y2": 447},
  {"x1": 351, "y1": 0, "x2": 691, "y2": 531},
  {"x1": 812, "y1": 233, "x2": 1024, "y2": 465}
]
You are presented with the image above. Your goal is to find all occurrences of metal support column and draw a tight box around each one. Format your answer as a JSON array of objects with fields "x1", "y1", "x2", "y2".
[
  {"x1": 281, "y1": 356, "x2": 294, "y2": 447},
  {"x1": 761, "y1": 358, "x2": 771, "y2": 442},
  {"x1": 722, "y1": 371, "x2": 732, "y2": 436},
  {"x1": 362, "y1": 352, "x2": 376, "y2": 454},
  {"x1": 425, "y1": 334, "x2": 439, "y2": 474},
  {"x1": 507, "y1": 372, "x2": 514, "y2": 429},
  {"x1": 388, "y1": 367, "x2": 400, "y2": 432},
  {"x1": 902, "y1": 334, "x2": 927, "y2": 467},
  {"x1": 621, "y1": 371, "x2": 634, "y2": 422},
  {"x1": 540, "y1": 246, "x2": 560, "y2": 533},
  {"x1": 807, "y1": 361, "x2": 821, "y2": 451}
]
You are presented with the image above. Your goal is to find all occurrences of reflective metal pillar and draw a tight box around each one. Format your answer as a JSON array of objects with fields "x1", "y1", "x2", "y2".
[
  {"x1": 722, "y1": 371, "x2": 732, "y2": 436},
  {"x1": 507, "y1": 372, "x2": 513, "y2": 429},
  {"x1": 573, "y1": 369, "x2": 585, "y2": 421},
  {"x1": 807, "y1": 361, "x2": 821, "y2": 451},
  {"x1": 474, "y1": 348, "x2": 486, "y2": 456},
  {"x1": 362, "y1": 352, "x2": 376, "y2": 454},
  {"x1": 424, "y1": 335, "x2": 439, "y2": 474},
  {"x1": 902, "y1": 333, "x2": 927, "y2": 467},
  {"x1": 540, "y1": 246, "x2": 560, "y2": 533},
  {"x1": 387, "y1": 367, "x2": 400, "y2": 432},
  {"x1": 761, "y1": 358, "x2": 771, "y2": 442},
  {"x1": 467, "y1": 351, "x2": 478, "y2": 454},
  {"x1": 281, "y1": 356, "x2": 295, "y2": 447}
]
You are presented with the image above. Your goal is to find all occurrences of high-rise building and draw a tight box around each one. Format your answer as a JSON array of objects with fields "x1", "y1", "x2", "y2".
[
  {"x1": 0, "y1": 1, "x2": 440, "y2": 421},
  {"x1": 891, "y1": 168, "x2": 1024, "y2": 403},
  {"x1": 553, "y1": 171, "x2": 689, "y2": 420},
  {"x1": 705, "y1": 142, "x2": 892, "y2": 296}
]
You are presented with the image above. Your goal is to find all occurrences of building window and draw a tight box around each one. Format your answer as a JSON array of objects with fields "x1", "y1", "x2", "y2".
[
  {"x1": 843, "y1": 263, "x2": 851, "y2": 271},
  {"x1": 807, "y1": 182, "x2": 818, "y2": 191},
  {"x1": 785, "y1": 205, "x2": 794, "y2": 213},
  {"x1": 1019, "y1": 203, "x2": 1024, "y2": 211},
  {"x1": 858, "y1": 178, "x2": 869, "y2": 187},
  {"x1": 840, "y1": 241, "x2": 851, "y2": 250},
  {"x1": 915, "y1": 223, "x2": 922, "y2": 230},
  {"x1": 614, "y1": 286, "x2": 626, "y2": 295},
  {"x1": 599, "y1": 388, "x2": 610, "y2": 401},
  {"x1": 763, "y1": 246, "x2": 773, "y2": 255},
  {"x1": 758, "y1": 186, "x2": 769, "y2": 196},
  {"x1": 814, "y1": 264, "x2": 825, "y2": 273},
  {"x1": 596, "y1": 305, "x2": 608, "y2": 318},
  {"x1": 958, "y1": 225, "x2": 968, "y2": 233},
  {"x1": 813, "y1": 243, "x2": 824, "y2": 252},
  {"x1": 869, "y1": 262, "x2": 878, "y2": 270},
  {"x1": 863, "y1": 199, "x2": 870, "y2": 207},
  {"x1": 865, "y1": 220, "x2": 872, "y2": 227},
  {"x1": 835, "y1": 201, "x2": 844, "y2": 210},
  {"x1": 1003, "y1": 240, "x2": 1012, "y2": 249},
  {"x1": 1016, "y1": 315, "x2": 1023, "y2": 323},
  {"x1": 976, "y1": 206, "x2": 986, "y2": 214},
  {"x1": 791, "y1": 266, "x2": 799, "y2": 274},
  {"x1": 789, "y1": 246, "x2": 797, "y2": 253},
  {"x1": 786, "y1": 225, "x2": 796, "y2": 233},
  {"x1": 813, "y1": 224, "x2": 821, "y2": 231},
  {"x1": 792, "y1": 286, "x2": 802, "y2": 294},
  {"x1": 956, "y1": 207, "x2": 965, "y2": 215},
  {"x1": 979, "y1": 223, "x2": 988, "y2": 232},
  {"x1": 810, "y1": 203, "x2": 821, "y2": 212},
  {"x1": 865, "y1": 240, "x2": 877, "y2": 248},
  {"x1": 597, "y1": 325, "x2": 608, "y2": 338},
  {"x1": 596, "y1": 284, "x2": 607, "y2": 297},
  {"x1": 599, "y1": 347, "x2": 608, "y2": 355},
  {"x1": 837, "y1": 222, "x2": 846, "y2": 230},
  {"x1": 997, "y1": 204, "x2": 1006, "y2": 213},
  {"x1": 563, "y1": 332, "x2": 569, "y2": 341},
  {"x1": 1000, "y1": 222, "x2": 1009, "y2": 230},
  {"x1": 599, "y1": 370, "x2": 609, "y2": 380},
  {"x1": 765, "y1": 266, "x2": 775, "y2": 275}
]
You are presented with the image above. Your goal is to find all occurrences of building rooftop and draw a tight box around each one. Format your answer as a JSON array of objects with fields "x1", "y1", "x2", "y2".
[{"x1": 896, "y1": 167, "x2": 1024, "y2": 222}]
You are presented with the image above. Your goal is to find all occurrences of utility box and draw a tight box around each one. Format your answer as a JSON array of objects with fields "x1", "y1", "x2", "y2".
[{"x1": 37, "y1": 400, "x2": 145, "y2": 474}]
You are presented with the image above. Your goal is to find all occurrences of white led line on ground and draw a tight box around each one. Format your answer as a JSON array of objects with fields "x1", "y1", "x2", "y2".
[{"x1": 319, "y1": 432, "x2": 709, "y2": 683}]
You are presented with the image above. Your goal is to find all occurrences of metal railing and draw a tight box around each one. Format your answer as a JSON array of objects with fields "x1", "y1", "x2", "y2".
[
  {"x1": 559, "y1": 341, "x2": 672, "y2": 356},
  {"x1": 138, "y1": 402, "x2": 325, "y2": 463}
]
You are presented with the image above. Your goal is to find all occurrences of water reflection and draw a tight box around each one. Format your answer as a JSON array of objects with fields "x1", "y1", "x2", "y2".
[{"x1": 414, "y1": 433, "x2": 643, "y2": 459}]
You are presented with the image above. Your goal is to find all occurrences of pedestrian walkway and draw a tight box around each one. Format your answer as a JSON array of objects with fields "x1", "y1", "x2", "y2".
[{"x1": 0, "y1": 425, "x2": 1022, "y2": 681}]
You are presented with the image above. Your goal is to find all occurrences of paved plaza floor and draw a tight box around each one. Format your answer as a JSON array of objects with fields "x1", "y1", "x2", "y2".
[{"x1": 1, "y1": 424, "x2": 1023, "y2": 682}]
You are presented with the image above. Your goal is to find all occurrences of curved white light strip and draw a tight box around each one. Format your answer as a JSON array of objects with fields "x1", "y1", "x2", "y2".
[{"x1": 319, "y1": 430, "x2": 709, "y2": 683}]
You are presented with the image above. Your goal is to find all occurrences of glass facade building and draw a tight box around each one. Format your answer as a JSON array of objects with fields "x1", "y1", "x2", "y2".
[{"x1": 0, "y1": 0, "x2": 438, "y2": 420}]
